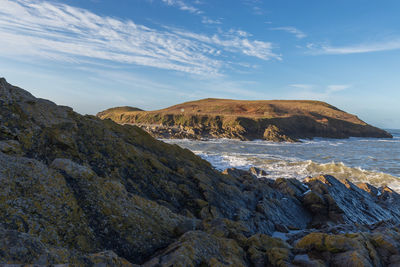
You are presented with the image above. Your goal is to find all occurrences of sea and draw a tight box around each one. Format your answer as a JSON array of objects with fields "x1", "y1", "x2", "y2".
[{"x1": 162, "y1": 129, "x2": 400, "y2": 192}]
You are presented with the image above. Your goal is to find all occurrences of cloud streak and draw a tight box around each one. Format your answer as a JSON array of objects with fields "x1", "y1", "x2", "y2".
[
  {"x1": 271, "y1": 27, "x2": 306, "y2": 39},
  {"x1": 0, "y1": 0, "x2": 280, "y2": 75},
  {"x1": 159, "y1": 0, "x2": 201, "y2": 14},
  {"x1": 201, "y1": 17, "x2": 222, "y2": 25},
  {"x1": 308, "y1": 40, "x2": 400, "y2": 55},
  {"x1": 289, "y1": 84, "x2": 351, "y2": 99}
]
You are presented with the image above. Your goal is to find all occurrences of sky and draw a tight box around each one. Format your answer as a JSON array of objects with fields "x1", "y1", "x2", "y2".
[{"x1": 0, "y1": 0, "x2": 400, "y2": 128}]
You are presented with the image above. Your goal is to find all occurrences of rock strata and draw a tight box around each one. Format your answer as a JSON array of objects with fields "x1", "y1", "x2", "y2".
[{"x1": 0, "y1": 77, "x2": 400, "y2": 266}]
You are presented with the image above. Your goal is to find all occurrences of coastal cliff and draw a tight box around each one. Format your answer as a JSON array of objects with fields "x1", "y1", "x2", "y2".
[
  {"x1": 2, "y1": 78, "x2": 400, "y2": 266},
  {"x1": 97, "y1": 98, "x2": 392, "y2": 142}
]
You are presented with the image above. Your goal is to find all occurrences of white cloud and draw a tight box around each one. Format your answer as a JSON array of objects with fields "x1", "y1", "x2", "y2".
[
  {"x1": 201, "y1": 17, "x2": 222, "y2": 25},
  {"x1": 289, "y1": 84, "x2": 351, "y2": 99},
  {"x1": 271, "y1": 27, "x2": 307, "y2": 39},
  {"x1": 159, "y1": 0, "x2": 201, "y2": 14},
  {"x1": 243, "y1": 0, "x2": 264, "y2": 15},
  {"x1": 0, "y1": 0, "x2": 280, "y2": 76},
  {"x1": 290, "y1": 84, "x2": 313, "y2": 89},
  {"x1": 308, "y1": 40, "x2": 400, "y2": 55},
  {"x1": 165, "y1": 27, "x2": 281, "y2": 61},
  {"x1": 327, "y1": 85, "x2": 351, "y2": 92}
]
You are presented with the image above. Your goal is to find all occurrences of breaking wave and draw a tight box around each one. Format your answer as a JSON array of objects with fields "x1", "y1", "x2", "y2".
[
  {"x1": 192, "y1": 151, "x2": 400, "y2": 191},
  {"x1": 162, "y1": 129, "x2": 400, "y2": 192}
]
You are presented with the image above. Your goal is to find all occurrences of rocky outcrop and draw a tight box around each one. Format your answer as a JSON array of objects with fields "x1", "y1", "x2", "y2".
[
  {"x1": 97, "y1": 98, "x2": 392, "y2": 141},
  {"x1": 1, "y1": 77, "x2": 400, "y2": 266}
]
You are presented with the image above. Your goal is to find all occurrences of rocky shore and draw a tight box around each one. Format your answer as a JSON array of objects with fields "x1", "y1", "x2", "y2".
[
  {"x1": 1, "y1": 78, "x2": 400, "y2": 266},
  {"x1": 97, "y1": 98, "x2": 392, "y2": 142}
]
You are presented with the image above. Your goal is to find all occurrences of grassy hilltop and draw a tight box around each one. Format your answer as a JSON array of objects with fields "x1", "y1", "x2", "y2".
[{"x1": 98, "y1": 98, "x2": 392, "y2": 141}]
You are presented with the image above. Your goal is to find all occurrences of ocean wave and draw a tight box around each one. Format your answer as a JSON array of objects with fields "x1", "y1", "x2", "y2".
[
  {"x1": 304, "y1": 161, "x2": 400, "y2": 191},
  {"x1": 193, "y1": 151, "x2": 400, "y2": 192},
  {"x1": 163, "y1": 131, "x2": 400, "y2": 192}
]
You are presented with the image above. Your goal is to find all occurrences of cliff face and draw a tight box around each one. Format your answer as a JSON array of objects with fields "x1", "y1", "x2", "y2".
[
  {"x1": 2, "y1": 78, "x2": 400, "y2": 266},
  {"x1": 97, "y1": 99, "x2": 392, "y2": 141},
  {"x1": 97, "y1": 98, "x2": 392, "y2": 141}
]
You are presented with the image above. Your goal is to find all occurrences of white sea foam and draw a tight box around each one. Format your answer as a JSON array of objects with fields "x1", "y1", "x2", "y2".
[
  {"x1": 163, "y1": 131, "x2": 400, "y2": 192},
  {"x1": 195, "y1": 151, "x2": 400, "y2": 191}
]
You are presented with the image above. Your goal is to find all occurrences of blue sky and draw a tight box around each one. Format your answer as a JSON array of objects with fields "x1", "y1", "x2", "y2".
[{"x1": 1, "y1": 0, "x2": 400, "y2": 128}]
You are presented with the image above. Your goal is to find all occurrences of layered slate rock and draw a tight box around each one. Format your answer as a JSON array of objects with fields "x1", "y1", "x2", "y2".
[
  {"x1": 97, "y1": 98, "x2": 392, "y2": 141},
  {"x1": 1, "y1": 77, "x2": 400, "y2": 266},
  {"x1": 302, "y1": 175, "x2": 399, "y2": 227}
]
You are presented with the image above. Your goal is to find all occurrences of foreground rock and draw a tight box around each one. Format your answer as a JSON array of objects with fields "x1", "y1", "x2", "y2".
[
  {"x1": 97, "y1": 98, "x2": 392, "y2": 141},
  {"x1": 1, "y1": 77, "x2": 400, "y2": 266}
]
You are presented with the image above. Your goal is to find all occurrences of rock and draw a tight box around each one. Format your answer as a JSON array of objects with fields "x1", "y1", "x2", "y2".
[
  {"x1": 331, "y1": 251, "x2": 373, "y2": 267},
  {"x1": 371, "y1": 230, "x2": 400, "y2": 261},
  {"x1": 292, "y1": 254, "x2": 326, "y2": 267},
  {"x1": 222, "y1": 167, "x2": 255, "y2": 179},
  {"x1": 50, "y1": 158, "x2": 95, "y2": 179},
  {"x1": 273, "y1": 178, "x2": 308, "y2": 199},
  {"x1": 0, "y1": 140, "x2": 22, "y2": 155},
  {"x1": 0, "y1": 152, "x2": 96, "y2": 252},
  {"x1": 249, "y1": 166, "x2": 268, "y2": 177},
  {"x1": 142, "y1": 231, "x2": 247, "y2": 267},
  {"x1": 303, "y1": 175, "x2": 396, "y2": 227},
  {"x1": 0, "y1": 225, "x2": 133, "y2": 266},
  {"x1": 263, "y1": 124, "x2": 296, "y2": 142},
  {"x1": 357, "y1": 182, "x2": 379, "y2": 196},
  {"x1": 86, "y1": 251, "x2": 135, "y2": 267},
  {"x1": 246, "y1": 233, "x2": 291, "y2": 267},
  {"x1": 294, "y1": 231, "x2": 389, "y2": 267},
  {"x1": 174, "y1": 219, "x2": 199, "y2": 236}
]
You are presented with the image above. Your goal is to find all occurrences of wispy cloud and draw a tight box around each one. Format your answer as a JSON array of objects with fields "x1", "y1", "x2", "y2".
[
  {"x1": 201, "y1": 17, "x2": 222, "y2": 25},
  {"x1": 0, "y1": 0, "x2": 280, "y2": 76},
  {"x1": 244, "y1": 0, "x2": 264, "y2": 15},
  {"x1": 168, "y1": 27, "x2": 281, "y2": 61},
  {"x1": 271, "y1": 27, "x2": 307, "y2": 39},
  {"x1": 159, "y1": 0, "x2": 201, "y2": 14},
  {"x1": 289, "y1": 84, "x2": 351, "y2": 99},
  {"x1": 308, "y1": 40, "x2": 400, "y2": 55},
  {"x1": 155, "y1": 1, "x2": 222, "y2": 27},
  {"x1": 327, "y1": 84, "x2": 351, "y2": 92},
  {"x1": 289, "y1": 84, "x2": 313, "y2": 90}
]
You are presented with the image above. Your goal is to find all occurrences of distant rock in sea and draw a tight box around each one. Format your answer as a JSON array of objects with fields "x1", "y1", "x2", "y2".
[
  {"x1": 97, "y1": 98, "x2": 392, "y2": 142},
  {"x1": 2, "y1": 77, "x2": 400, "y2": 266}
]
